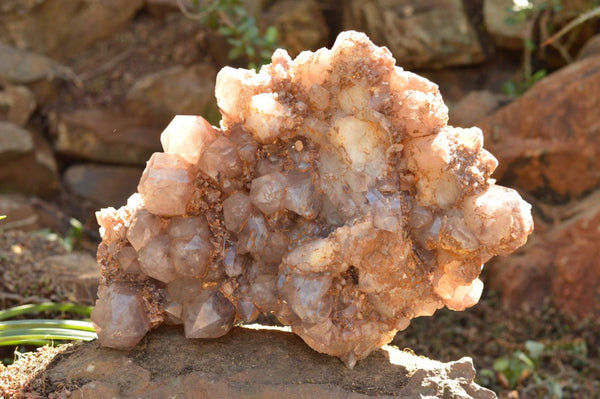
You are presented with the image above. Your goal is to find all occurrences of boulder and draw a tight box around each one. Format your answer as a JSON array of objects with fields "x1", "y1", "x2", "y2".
[
  {"x1": 125, "y1": 64, "x2": 218, "y2": 126},
  {"x1": 487, "y1": 190, "x2": 600, "y2": 320},
  {"x1": 63, "y1": 164, "x2": 143, "y2": 207},
  {"x1": 477, "y1": 55, "x2": 600, "y2": 202},
  {"x1": 0, "y1": 43, "x2": 73, "y2": 103},
  {"x1": 263, "y1": 0, "x2": 329, "y2": 57},
  {"x1": 484, "y1": 0, "x2": 591, "y2": 50},
  {"x1": 0, "y1": 0, "x2": 144, "y2": 58},
  {"x1": 32, "y1": 326, "x2": 495, "y2": 398},
  {"x1": 0, "y1": 194, "x2": 65, "y2": 232},
  {"x1": 343, "y1": 0, "x2": 485, "y2": 69},
  {"x1": 0, "y1": 84, "x2": 36, "y2": 126},
  {"x1": 483, "y1": 0, "x2": 541, "y2": 50},
  {"x1": 449, "y1": 90, "x2": 509, "y2": 127},
  {"x1": 0, "y1": 121, "x2": 33, "y2": 159},
  {"x1": 43, "y1": 252, "x2": 100, "y2": 305},
  {"x1": 0, "y1": 123, "x2": 59, "y2": 198},
  {"x1": 53, "y1": 108, "x2": 162, "y2": 165},
  {"x1": 578, "y1": 34, "x2": 600, "y2": 60}
]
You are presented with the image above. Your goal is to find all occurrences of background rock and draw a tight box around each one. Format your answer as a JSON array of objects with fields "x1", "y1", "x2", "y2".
[
  {"x1": 477, "y1": 55, "x2": 600, "y2": 203},
  {"x1": 125, "y1": 64, "x2": 218, "y2": 125},
  {"x1": 487, "y1": 190, "x2": 600, "y2": 320},
  {"x1": 343, "y1": 0, "x2": 485, "y2": 69},
  {"x1": 0, "y1": 124, "x2": 59, "y2": 198},
  {"x1": 0, "y1": 194, "x2": 70, "y2": 232},
  {"x1": 0, "y1": 85, "x2": 36, "y2": 125},
  {"x1": 578, "y1": 34, "x2": 600, "y2": 60},
  {"x1": 483, "y1": 0, "x2": 540, "y2": 50},
  {"x1": 63, "y1": 164, "x2": 143, "y2": 208},
  {"x1": 0, "y1": 121, "x2": 33, "y2": 159},
  {"x1": 264, "y1": 0, "x2": 329, "y2": 57},
  {"x1": 0, "y1": 0, "x2": 144, "y2": 58},
  {"x1": 53, "y1": 108, "x2": 162, "y2": 165},
  {"x1": 449, "y1": 90, "x2": 509, "y2": 127},
  {"x1": 40, "y1": 326, "x2": 495, "y2": 399},
  {"x1": 0, "y1": 43, "x2": 73, "y2": 103},
  {"x1": 43, "y1": 252, "x2": 100, "y2": 305}
]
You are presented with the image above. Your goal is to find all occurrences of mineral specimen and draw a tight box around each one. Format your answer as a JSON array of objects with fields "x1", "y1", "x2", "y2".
[{"x1": 92, "y1": 31, "x2": 533, "y2": 368}]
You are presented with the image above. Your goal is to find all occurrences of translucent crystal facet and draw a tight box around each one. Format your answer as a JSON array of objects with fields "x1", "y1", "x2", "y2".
[
  {"x1": 90, "y1": 283, "x2": 151, "y2": 350},
  {"x1": 138, "y1": 152, "x2": 194, "y2": 216},
  {"x1": 92, "y1": 31, "x2": 533, "y2": 368},
  {"x1": 184, "y1": 288, "x2": 236, "y2": 338}
]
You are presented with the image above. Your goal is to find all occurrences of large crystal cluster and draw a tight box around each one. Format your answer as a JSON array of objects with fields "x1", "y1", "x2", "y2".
[{"x1": 92, "y1": 31, "x2": 533, "y2": 367}]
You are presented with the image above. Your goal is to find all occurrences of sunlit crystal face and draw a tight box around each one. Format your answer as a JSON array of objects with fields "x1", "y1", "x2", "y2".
[{"x1": 92, "y1": 31, "x2": 533, "y2": 368}]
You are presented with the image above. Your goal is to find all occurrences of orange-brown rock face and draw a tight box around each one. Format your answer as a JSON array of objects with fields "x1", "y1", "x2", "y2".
[{"x1": 92, "y1": 31, "x2": 533, "y2": 368}]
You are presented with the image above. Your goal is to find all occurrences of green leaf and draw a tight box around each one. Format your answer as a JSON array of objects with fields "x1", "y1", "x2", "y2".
[
  {"x1": 218, "y1": 26, "x2": 235, "y2": 36},
  {"x1": 227, "y1": 38, "x2": 242, "y2": 47},
  {"x1": 0, "y1": 303, "x2": 93, "y2": 321},
  {"x1": 501, "y1": 80, "x2": 517, "y2": 97},
  {"x1": 260, "y1": 49, "x2": 273, "y2": 60},
  {"x1": 525, "y1": 340, "x2": 545, "y2": 361},
  {"x1": 515, "y1": 351, "x2": 535, "y2": 368},
  {"x1": 0, "y1": 319, "x2": 95, "y2": 333},
  {"x1": 245, "y1": 46, "x2": 256, "y2": 57},
  {"x1": 265, "y1": 26, "x2": 278, "y2": 44},
  {"x1": 547, "y1": 378, "x2": 563, "y2": 399},
  {"x1": 228, "y1": 47, "x2": 242, "y2": 60},
  {"x1": 238, "y1": 16, "x2": 255, "y2": 33},
  {"x1": 524, "y1": 39, "x2": 537, "y2": 51},
  {"x1": 493, "y1": 356, "x2": 510, "y2": 372},
  {"x1": 531, "y1": 69, "x2": 547, "y2": 82},
  {"x1": 0, "y1": 327, "x2": 97, "y2": 346}
]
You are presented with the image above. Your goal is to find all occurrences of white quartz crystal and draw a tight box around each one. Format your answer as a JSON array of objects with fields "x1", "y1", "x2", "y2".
[{"x1": 92, "y1": 31, "x2": 533, "y2": 368}]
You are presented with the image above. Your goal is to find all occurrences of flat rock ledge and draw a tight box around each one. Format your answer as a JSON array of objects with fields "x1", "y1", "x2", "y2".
[{"x1": 34, "y1": 325, "x2": 495, "y2": 398}]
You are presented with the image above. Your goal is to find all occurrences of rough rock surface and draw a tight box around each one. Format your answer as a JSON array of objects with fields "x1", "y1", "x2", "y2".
[
  {"x1": 0, "y1": 194, "x2": 73, "y2": 233},
  {"x1": 43, "y1": 253, "x2": 100, "y2": 305},
  {"x1": 63, "y1": 164, "x2": 143, "y2": 208},
  {"x1": 264, "y1": 0, "x2": 329, "y2": 58},
  {"x1": 578, "y1": 34, "x2": 600, "y2": 60},
  {"x1": 36, "y1": 325, "x2": 496, "y2": 399},
  {"x1": 483, "y1": 0, "x2": 540, "y2": 50},
  {"x1": 0, "y1": 84, "x2": 36, "y2": 126},
  {"x1": 0, "y1": 123, "x2": 59, "y2": 198},
  {"x1": 92, "y1": 31, "x2": 533, "y2": 367},
  {"x1": 449, "y1": 91, "x2": 508, "y2": 128},
  {"x1": 53, "y1": 108, "x2": 162, "y2": 165},
  {"x1": 488, "y1": 190, "x2": 600, "y2": 320},
  {"x1": 477, "y1": 55, "x2": 600, "y2": 202},
  {"x1": 0, "y1": 0, "x2": 144, "y2": 58},
  {"x1": 483, "y1": 0, "x2": 591, "y2": 50},
  {"x1": 343, "y1": 0, "x2": 485, "y2": 69},
  {"x1": 0, "y1": 43, "x2": 73, "y2": 103},
  {"x1": 125, "y1": 64, "x2": 218, "y2": 126}
]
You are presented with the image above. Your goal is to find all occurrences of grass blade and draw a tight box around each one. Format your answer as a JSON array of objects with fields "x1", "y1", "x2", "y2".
[
  {"x1": 0, "y1": 319, "x2": 95, "y2": 332},
  {"x1": 0, "y1": 327, "x2": 97, "y2": 346},
  {"x1": 0, "y1": 303, "x2": 93, "y2": 321}
]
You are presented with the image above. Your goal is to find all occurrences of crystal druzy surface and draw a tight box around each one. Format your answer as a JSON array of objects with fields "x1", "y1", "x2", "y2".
[{"x1": 92, "y1": 31, "x2": 533, "y2": 367}]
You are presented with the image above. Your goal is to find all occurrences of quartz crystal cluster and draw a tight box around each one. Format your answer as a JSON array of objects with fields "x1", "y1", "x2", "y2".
[{"x1": 92, "y1": 31, "x2": 533, "y2": 368}]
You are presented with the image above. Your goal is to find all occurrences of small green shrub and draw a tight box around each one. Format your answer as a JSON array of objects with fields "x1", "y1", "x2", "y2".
[{"x1": 182, "y1": 0, "x2": 279, "y2": 69}]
